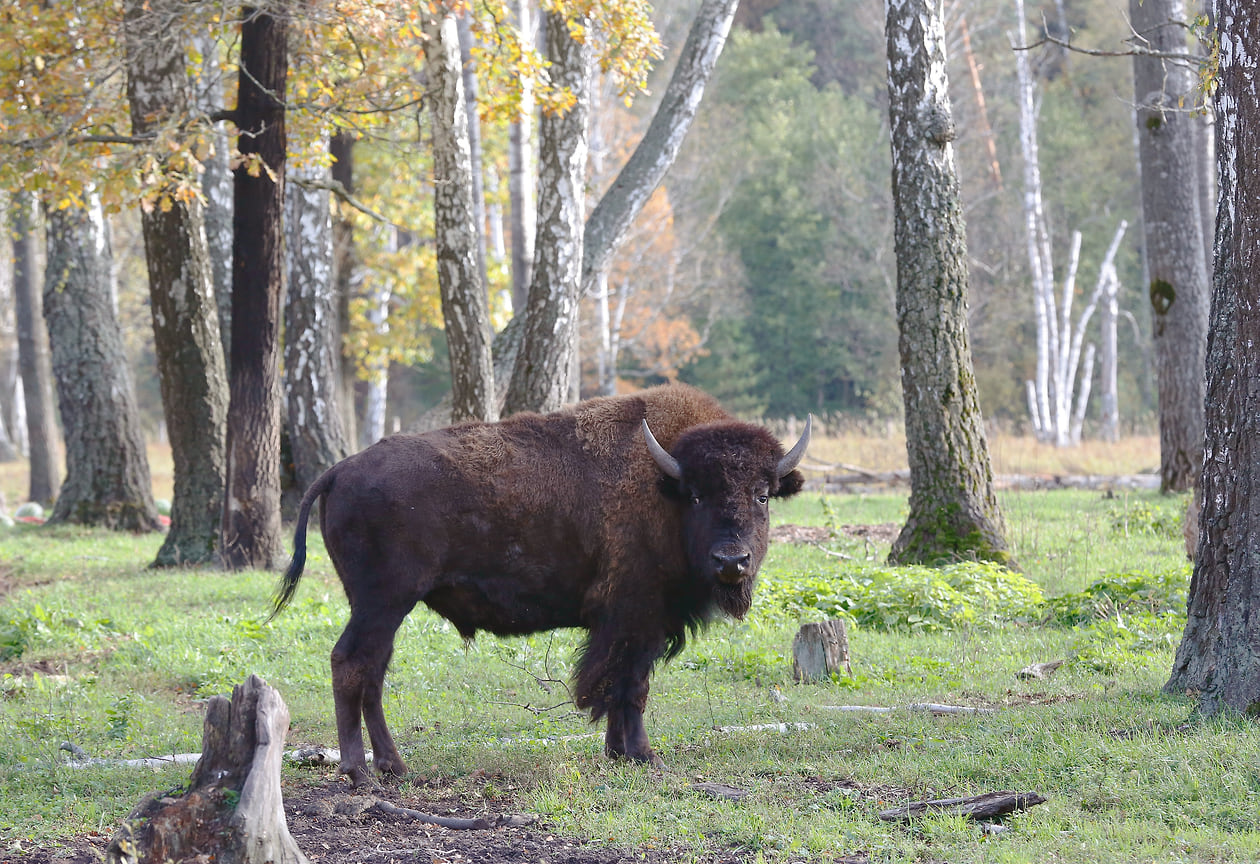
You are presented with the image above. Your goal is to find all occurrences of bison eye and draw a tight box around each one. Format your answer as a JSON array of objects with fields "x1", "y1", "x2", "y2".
[
  {"x1": 691, "y1": 494, "x2": 703, "y2": 506},
  {"x1": 756, "y1": 494, "x2": 769, "y2": 505}
]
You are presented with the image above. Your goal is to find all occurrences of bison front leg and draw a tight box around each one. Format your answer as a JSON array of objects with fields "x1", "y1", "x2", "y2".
[
  {"x1": 331, "y1": 607, "x2": 413, "y2": 786},
  {"x1": 577, "y1": 627, "x2": 665, "y2": 768}
]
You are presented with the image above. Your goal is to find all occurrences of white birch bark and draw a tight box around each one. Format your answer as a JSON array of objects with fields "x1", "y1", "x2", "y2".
[
  {"x1": 508, "y1": 0, "x2": 536, "y2": 315},
  {"x1": 426, "y1": 9, "x2": 498, "y2": 422}
]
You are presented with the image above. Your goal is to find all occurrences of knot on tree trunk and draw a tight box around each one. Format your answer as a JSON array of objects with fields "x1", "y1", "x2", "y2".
[{"x1": 106, "y1": 674, "x2": 308, "y2": 864}]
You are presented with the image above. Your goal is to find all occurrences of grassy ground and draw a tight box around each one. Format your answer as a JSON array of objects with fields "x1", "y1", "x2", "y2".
[{"x1": 0, "y1": 437, "x2": 1238, "y2": 863}]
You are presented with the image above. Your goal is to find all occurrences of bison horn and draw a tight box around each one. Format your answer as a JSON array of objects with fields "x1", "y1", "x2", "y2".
[
  {"x1": 642, "y1": 419, "x2": 682, "y2": 480},
  {"x1": 777, "y1": 414, "x2": 812, "y2": 478}
]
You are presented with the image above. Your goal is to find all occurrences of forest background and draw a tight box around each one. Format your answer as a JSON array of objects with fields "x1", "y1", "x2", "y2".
[{"x1": 0, "y1": 0, "x2": 1162, "y2": 444}]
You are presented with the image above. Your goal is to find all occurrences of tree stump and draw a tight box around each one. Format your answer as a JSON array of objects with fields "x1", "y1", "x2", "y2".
[
  {"x1": 792, "y1": 619, "x2": 851, "y2": 683},
  {"x1": 105, "y1": 674, "x2": 308, "y2": 864}
]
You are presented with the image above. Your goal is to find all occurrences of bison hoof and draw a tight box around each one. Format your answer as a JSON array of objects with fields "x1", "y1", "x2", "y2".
[
  {"x1": 375, "y1": 755, "x2": 409, "y2": 778},
  {"x1": 341, "y1": 763, "x2": 376, "y2": 788},
  {"x1": 628, "y1": 749, "x2": 665, "y2": 770}
]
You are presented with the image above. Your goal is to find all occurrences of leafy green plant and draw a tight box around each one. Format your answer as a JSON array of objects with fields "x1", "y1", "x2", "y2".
[
  {"x1": 1044, "y1": 567, "x2": 1191, "y2": 627},
  {"x1": 1108, "y1": 498, "x2": 1186, "y2": 539}
]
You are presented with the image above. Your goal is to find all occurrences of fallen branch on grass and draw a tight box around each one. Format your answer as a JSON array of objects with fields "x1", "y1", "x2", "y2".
[
  {"x1": 369, "y1": 799, "x2": 536, "y2": 830},
  {"x1": 878, "y1": 790, "x2": 1047, "y2": 821},
  {"x1": 821, "y1": 703, "x2": 995, "y2": 715}
]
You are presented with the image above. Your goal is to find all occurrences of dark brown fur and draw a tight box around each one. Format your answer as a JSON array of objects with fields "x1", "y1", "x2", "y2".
[{"x1": 273, "y1": 384, "x2": 805, "y2": 785}]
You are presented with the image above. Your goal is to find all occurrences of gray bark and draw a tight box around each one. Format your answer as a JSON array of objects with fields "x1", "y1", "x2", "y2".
[
  {"x1": 330, "y1": 130, "x2": 361, "y2": 449},
  {"x1": 508, "y1": 0, "x2": 536, "y2": 315},
  {"x1": 12, "y1": 196, "x2": 60, "y2": 503},
  {"x1": 884, "y1": 0, "x2": 1008, "y2": 566},
  {"x1": 1165, "y1": 0, "x2": 1260, "y2": 713},
  {"x1": 43, "y1": 199, "x2": 161, "y2": 532},
  {"x1": 125, "y1": 0, "x2": 229, "y2": 563},
  {"x1": 192, "y1": 29, "x2": 235, "y2": 368},
  {"x1": 285, "y1": 152, "x2": 349, "y2": 499},
  {"x1": 426, "y1": 10, "x2": 498, "y2": 423},
  {"x1": 503, "y1": 8, "x2": 593, "y2": 415},
  {"x1": 0, "y1": 200, "x2": 17, "y2": 463},
  {"x1": 579, "y1": 0, "x2": 739, "y2": 301},
  {"x1": 1131, "y1": 0, "x2": 1210, "y2": 492},
  {"x1": 457, "y1": 13, "x2": 490, "y2": 294}
]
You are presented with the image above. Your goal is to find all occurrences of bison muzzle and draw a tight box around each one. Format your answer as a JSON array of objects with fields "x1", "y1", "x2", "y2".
[{"x1": 271, "y1": 384, "x2": 809, "y2": 786}]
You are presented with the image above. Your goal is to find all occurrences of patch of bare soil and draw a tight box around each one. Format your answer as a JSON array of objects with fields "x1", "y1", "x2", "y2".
[
  {"x1": 771, "y1": 523, "x2": 899, "y2": 545},
  {"x1": 7, "y1": 777, "x2": 770, "y2": 864}
]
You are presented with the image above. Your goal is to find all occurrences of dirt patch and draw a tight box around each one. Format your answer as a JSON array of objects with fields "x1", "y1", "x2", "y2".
[
  {"x1": 7, "y1": 777, "x2": 775, "y2": 864},
  {"x1": 771, "y1": 523, "x2": 899, "y2": 546}
]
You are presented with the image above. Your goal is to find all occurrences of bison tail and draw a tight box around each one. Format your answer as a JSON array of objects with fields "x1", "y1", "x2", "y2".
[{"x1": 268, "y1": 468, "x2": 335, "y2": 621}]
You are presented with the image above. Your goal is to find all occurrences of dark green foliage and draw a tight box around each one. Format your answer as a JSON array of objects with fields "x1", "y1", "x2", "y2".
[
  {"x1": 1107, "y1": 498, "x2": 1186, "y2": 539},
  {"x1": 1043, "y1": 567, "x2": 1191, "y2": 627},
  {"x1": 755, "y1": 560, "x2": 1045, "y2": 632},
  {"x1": 678, "y1": 26, "x2": 898, "y2": 418}
]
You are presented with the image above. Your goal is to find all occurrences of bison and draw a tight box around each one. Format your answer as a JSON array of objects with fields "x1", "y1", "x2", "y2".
[{"x1": 271, "y1": 383, "x2": 809, "y2": 786}]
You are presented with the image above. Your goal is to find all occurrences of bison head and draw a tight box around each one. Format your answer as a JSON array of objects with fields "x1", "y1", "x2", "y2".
[{"x1": 643, "y1": 417, "x2": 809, "y2": 618}]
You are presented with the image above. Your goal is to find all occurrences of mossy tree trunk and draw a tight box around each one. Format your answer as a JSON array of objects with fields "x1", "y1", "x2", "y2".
[
  {"x1": 883, "y1": 0, "x2": 1008, "y2": 566},
  {"x1": 43, "y1": 199, "x2": 162, "y2": 532},
  {"x1": 1165, "y1": 3, "x2": 1260, "y2": 711},
  {"x1": 1131, "y1": 0, "x2": 1210, "y2": 493}
]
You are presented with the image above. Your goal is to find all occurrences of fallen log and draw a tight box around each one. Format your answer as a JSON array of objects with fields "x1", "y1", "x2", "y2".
[
  {"x1": 104, "y1": 675, "x2": 308, "y2": 864},
  {"x1": 370, "y1": 799, "x2": 537, "y2": 829},
  {"x1": 821, "y1": 703, "x2": 995, "y2": 715},
  {"x1": 879, "y1": 790, "x2": 1047, "y2": 821}
]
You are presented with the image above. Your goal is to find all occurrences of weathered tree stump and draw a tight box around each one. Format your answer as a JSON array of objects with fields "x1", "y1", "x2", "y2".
[
  {"x1": 792, "y1": 619, "x2": 852, "y2": 683},
  {"x1": 105, "y1": 674, "x2": 308, "y2": 864}
]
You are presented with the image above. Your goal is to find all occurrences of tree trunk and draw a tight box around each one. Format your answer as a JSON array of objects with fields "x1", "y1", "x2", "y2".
[
  {"x1": 1131, "y1": 0, "x2": 1210, "y2": 493},
  {"x1": 42, "y1": 199, "x2": 161, "y2": 532},
  {"x1": 330, "y1": 130, "x2": 361, "y2": 449},
  {"x1": 12, "y1": 196, "x2": 60, "y2": 504},
  {"x1": 884, "y1": 0, "x2": 1009, "y2": 566},
  {"x1": 508, "y1": 0, "x2": 536, "y2": 315},
  {"x1": 125, "y1": 0, "x2": 229, "y2": 564},
  {"x1": 284, "y1": 149, "x2": 349, "y2": 506},
  {"x1": 503, "y1": 8, "x2": 593, "y2": 416},
  {"x1": 222, "y1": 3, "x2": 288, "y2": 570},
  {"x1": 1164, "y1": 0, "x2": 1260, "y2": 713},
  {"x1": 457, "y1": 12, "x2": 490, "y2": 294},
  {"x1": 426, "y1": 9, "x2": 498, "y2": 423},
  {"x1": 0, "y1": 200, "x2": 17, "y2": 463},
  {"x1": 579, "y1": 0, "x2": 739, "y2": 301},
  {"x1": 193, "y1": 29, "x2": 235, "y2": 369}
]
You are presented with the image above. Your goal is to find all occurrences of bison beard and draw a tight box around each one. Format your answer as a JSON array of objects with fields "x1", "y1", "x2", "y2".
[{"x1": 271, "y1": 384, "x2": 808, "y2": 785}]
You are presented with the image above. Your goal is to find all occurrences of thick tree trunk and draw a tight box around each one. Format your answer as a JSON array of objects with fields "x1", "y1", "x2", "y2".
[
  {"x1": 12, "y1": 196, "x2": 60, "y2": 504},
  {"x1": 43, "y1": 200, "x2": 161, "y2": 532},
  {"x1": 426, "y1": 10, "x2": 498, "y2": 423},
  {"x1": 508, "y1": 0, "x2": 536, "y2": 315},
  {"x1": 884, "y1": 0, "x2": 1009, "y2": 566},
  {"x1": 125, "y1": 0, "x2": 229, "y2": 564},
  {"x1": 284, "y1": 151, "x2": 349, "y2": 502},
  {"x1": 503, "y1": 9, "x2": 593, "y2": 415},
  {"x1": 1131, "y1": 0, "x2": 1210, "y2": 493},
  {"x1": 222, "y1": 4, "x2": 288, "y2": 570},
  {"x1": 1165, "y1": 1, "x2": 1260, "y2": 712},
  {"x1": 330, "y1": 130, "x2": 360, "y2": 449}
]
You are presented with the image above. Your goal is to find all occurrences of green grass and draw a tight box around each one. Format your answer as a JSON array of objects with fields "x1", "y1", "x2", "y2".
[{"x1": 1, "y1": 488, "x2": 1245, "y2": 863}]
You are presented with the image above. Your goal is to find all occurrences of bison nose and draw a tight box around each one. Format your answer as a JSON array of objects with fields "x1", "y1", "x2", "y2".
[{"x1": 712, "y1": 551, "x2": 751, "y2": 581}]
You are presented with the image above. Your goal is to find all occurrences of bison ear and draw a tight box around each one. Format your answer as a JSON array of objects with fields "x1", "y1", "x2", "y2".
[{"x1": 773, "y1": 469, "x2": 805, "y2": 499}]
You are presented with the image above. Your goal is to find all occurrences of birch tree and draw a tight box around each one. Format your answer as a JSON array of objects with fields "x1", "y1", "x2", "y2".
[
  {"x1": 1014, "y1": 0, "x2": 1127, "y2": 446},
  {"x1": 1131, "y1": 0, "x2": 1210, "y2": 491},
  {"x1": 1165, "y1": 0, "x2": 1260, "y2": 713},
  {"x1": 285, "y1": 149, "x2": 349, "y2": 496},
  {"x1": 503, "y1": 8, "x2": 594, "y2": 415},
  {"x1": 425, "y1": 7, "x2": 497, "y2": 423},
  {"x1": 884, "y1": 0, "x2": 1009, "y2": 566}
]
